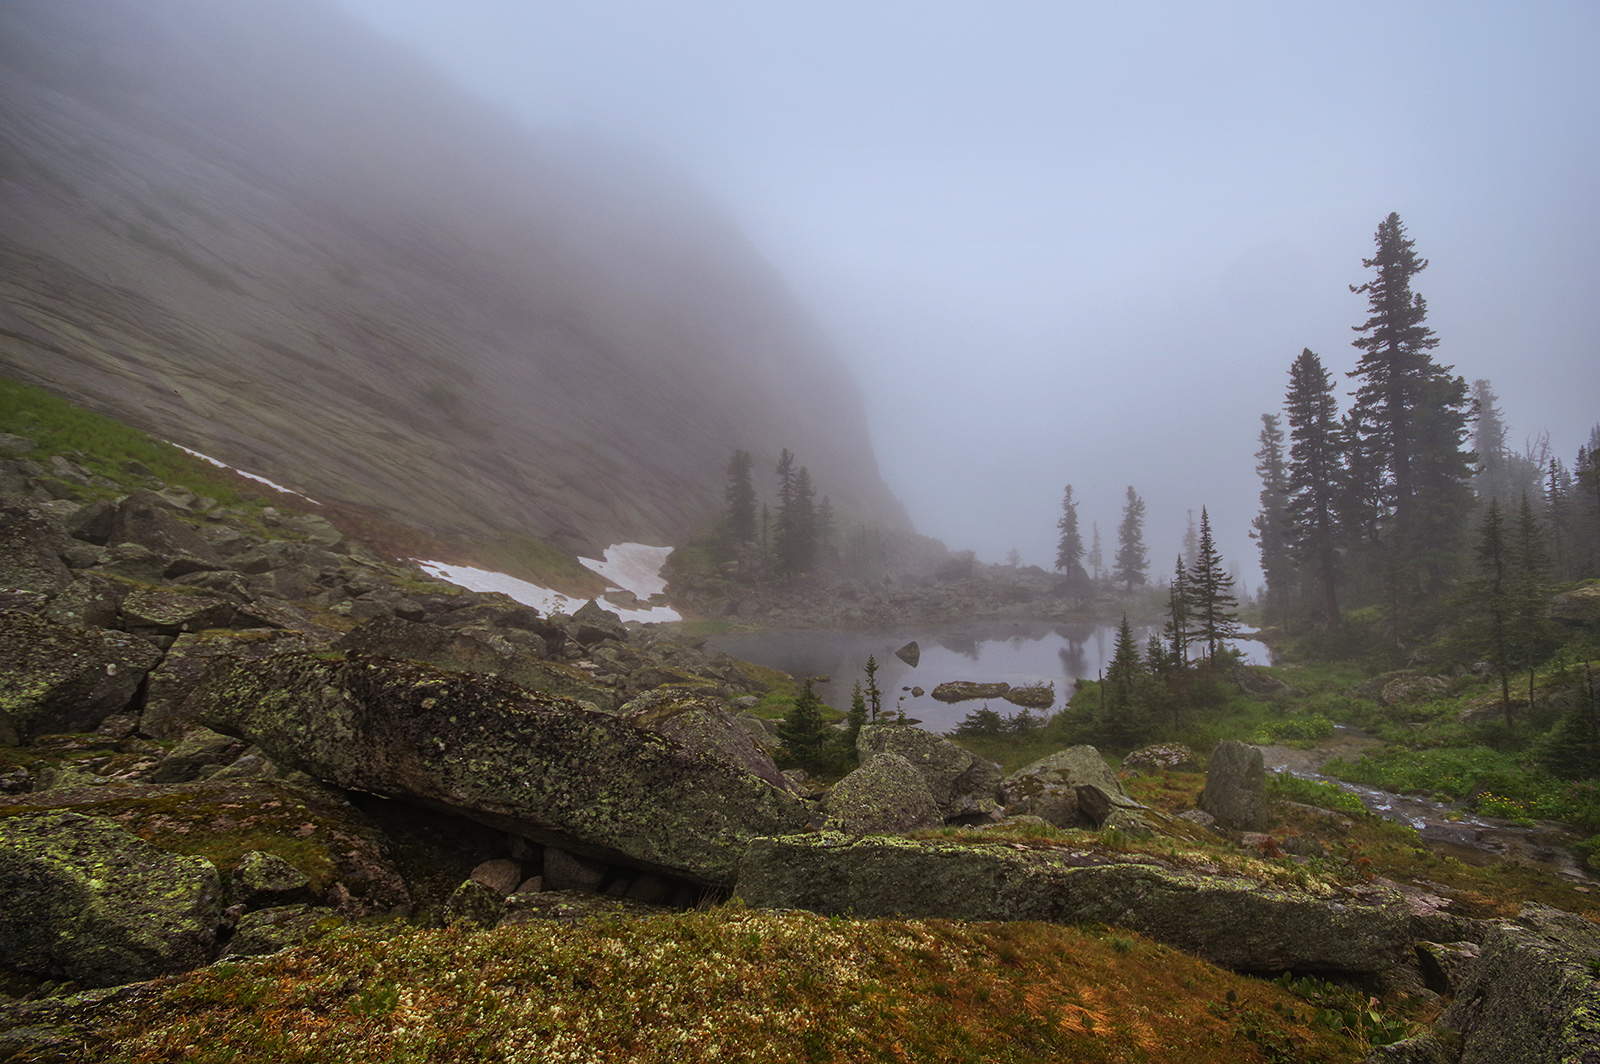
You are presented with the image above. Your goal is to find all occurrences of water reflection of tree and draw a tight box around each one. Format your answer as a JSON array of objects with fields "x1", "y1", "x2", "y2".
[
  {"x1": 938, "y1": 635, "x2": 980, "y2": 661},
  {"x1": 1058, "y1": 643, "x2": 1086, "y2": 679}
]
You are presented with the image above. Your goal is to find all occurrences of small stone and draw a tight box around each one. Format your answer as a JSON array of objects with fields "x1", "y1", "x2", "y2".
[
  {"x1": 469, "y1": 859, "x2": 523, "y2": 896},
  {"x1": 443, "y1": 879, "x2": 505, "y2": 928}
]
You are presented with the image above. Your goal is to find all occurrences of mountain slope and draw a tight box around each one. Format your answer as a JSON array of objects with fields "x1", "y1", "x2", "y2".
[{"x1": 0, "y1": 0, "x2": 908, "y2": 555}]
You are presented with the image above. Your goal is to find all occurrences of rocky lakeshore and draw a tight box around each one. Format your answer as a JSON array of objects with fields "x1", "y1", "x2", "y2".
[{"x1": 0, "y1": 437, "x2": 1597, "y2": 1061}]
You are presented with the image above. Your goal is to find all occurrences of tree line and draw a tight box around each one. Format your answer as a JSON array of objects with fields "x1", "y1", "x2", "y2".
[
  {"x1": 717, "y1": 447, "x2": 836, "y2": 579},
  {"x1": 1251, "y1": 212, "x2": 1599, "y2": 638}
]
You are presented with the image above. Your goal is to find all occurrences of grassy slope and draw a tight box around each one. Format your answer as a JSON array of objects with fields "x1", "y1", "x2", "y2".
[{"x1": 1, "y1": 374, "x2": 601, "y2": 595}]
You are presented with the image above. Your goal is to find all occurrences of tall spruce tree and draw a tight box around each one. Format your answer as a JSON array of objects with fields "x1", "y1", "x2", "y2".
[
  {"x1": 1470, "y1": 380, "x2": 1517, "y2": 510},
  {"x1": 1251, "y1": 413, "x2": 1292, "y2": 621},
  {"x1": 1347, "y1": 213, "x2": 1474, "y2": 607},
  {"x1": 1112, "y1": 486, "x2": 1149, "y2": 591},
  {"x1": 1088, "y1": 522, "x2": 1103, "y2": 581},
  {"x1": 1055, "y1": 484, "x2": 1084, "y2": 575},
  {"x1": 773, "y1": 451, "x2": 819, "y2": 576},
  {"x1": 1100, "y1": 615, "x2": 1146, "y2": 746},
  {"x1": 1163, "y1": 555, "x2": 1191, "y2": 666},
  {"x1": 1284, "y1": 348, "x2": 1346, "y2": 626},
  {"x1": 1187, "y1": 507, "x2": 1240, "y2": 662}
]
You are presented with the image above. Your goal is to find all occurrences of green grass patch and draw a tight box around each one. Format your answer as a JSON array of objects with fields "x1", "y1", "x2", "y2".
[
  {"x1": 0, "y1": 374, "x2": 268, "y2": 510},
  {"x1": 1264, "y1": 772, "x2": 1369, "y2": 817}
]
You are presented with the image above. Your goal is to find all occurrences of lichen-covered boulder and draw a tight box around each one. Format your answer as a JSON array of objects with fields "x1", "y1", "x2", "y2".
[
  {"x1": 1424, "y1": 904, "x2": 1600, "y2": 1063},
  {"x1": 0, "y1": 612, "x2": 163, "y2": 744},
  {"x1": 1199, "y1": 741, "x2": 1269, "y2": 832},
  {"x1": 146, "y1": 727, "x2": 250, "y2": 784},
  {"x1": 117, "y1": 586, "x2": 237, "y2": 636},
  {"x1": 624, "y1": 689, "x2": 791, "y2": 791},
  {"x1": 0, "y1": 812, "x2": 222, "y2": 987},
  {"x1": 1549, "y1": 583, "x2": 1600, "y2": 628},
  {"x1": 337, "y1": 616, "x2": 612, "y2": 709},
  {"x1": 857, "y1": 724, "x2": 1002, "y2": 821},
  {"x1": 569, "y1": 600, "x2": 628, "y2": 646},
  {"x1": 141, "y1": 628, "x2": 328, "y2": 738},
  {"x1": 227, "y1": 850, "x2": 312, "y2": 909},
  {"x1": 224, "y1": 905, "x2": 344, "y2": 958},
  {"x1": 443, "y1": 879, "x2": 505, "y2": 928},
  {"x1": 736, "y1": 833, "x2": 1410, "y2": 973},
  {"x1": 1381, "y1": 675, "x2": 1450, "y2": 706},
  {"x1": 189, "y1": 654, "x2": 811, "y2": 886},
  {"x1": 0, "y1": 501, "x2": 73, "y2": 599},
  {"x1": 821, "y1": 752, "x2": 943, "y2": 835}
]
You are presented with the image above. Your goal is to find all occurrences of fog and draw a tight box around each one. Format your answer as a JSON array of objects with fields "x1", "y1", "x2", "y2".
[{"x1": 336, "y1": 0, "x2": 1600, "y2": 585}]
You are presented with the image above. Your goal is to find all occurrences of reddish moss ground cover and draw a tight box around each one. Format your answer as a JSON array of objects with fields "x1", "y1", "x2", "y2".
[{"x1": 92, "y1": 908, "x2": 1369, "y2": 1064}]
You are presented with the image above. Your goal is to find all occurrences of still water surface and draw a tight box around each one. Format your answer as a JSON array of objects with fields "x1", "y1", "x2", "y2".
[{"x1": 707, "y1": 620, "x2": 1270, "y2": 734}]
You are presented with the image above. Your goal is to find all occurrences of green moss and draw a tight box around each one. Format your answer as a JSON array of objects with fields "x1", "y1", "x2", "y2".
[{"x1": 467, "y1": 534, "x2": 606, "y2": 598}]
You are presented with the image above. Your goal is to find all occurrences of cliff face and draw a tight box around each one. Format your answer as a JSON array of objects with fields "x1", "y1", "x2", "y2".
[{"x1": 0, "y1": 0, "x2": 908, "y2": 554}]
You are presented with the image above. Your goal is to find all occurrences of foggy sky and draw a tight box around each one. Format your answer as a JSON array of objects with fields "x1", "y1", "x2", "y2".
[{"x1": 335, "y1": 0, "x2": 1600, "y2": 586}]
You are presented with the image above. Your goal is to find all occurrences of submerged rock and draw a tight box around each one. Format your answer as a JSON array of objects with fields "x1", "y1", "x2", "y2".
[{"x1": 930, "y1": 681, "x2": 1011, "y2": 703}]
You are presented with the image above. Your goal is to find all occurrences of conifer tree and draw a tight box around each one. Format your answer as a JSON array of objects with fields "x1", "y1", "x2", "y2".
[
  {"x1": 1346, "y1": 213, "x2": 1474, "y2": 607},
  {"x1": 1182, "y1": 510, "x2": 1199, "y2": 571},
  {"x1": 1470, "y1": 380, "x2": 1516, "y2": 510},
  {"x1": 1112, "y1": 487, "x2": 1149, "y2": 591},
  {"x1": 1251, "y1": 413, "x2": 1292, "y2": 621},
  {"x1": 844, "y1": 681, "x2": 868, "y2": 751},
  {"x1": 1088, "y1": 522, "x2": 1103, "y2": 581},
  {"x1": 777, "y1": 678, "x2": 829, "y2": 772},
  {"x1": 1163, "y1": 555, "x2": 1191, "y2": 667},
  {"x1": 1284, "y1": 348, "x2": 1345, "y2": 626},
  {"x1": 1548, "y1": 458, "x2": 1572, "y2": 581},
  {"x1": 773, "y1": 451, "x2": 818, "y2": 576},
  {"x1": 1510, "y1": 492, "x2": 1557, "y2": 702},
  {"x1": 1187, "y1": 507, "x2": 1240, "y2": 662},
  {"x1": 1100, "y1": 615, "x2": 1146, "y2": 745},
  {"x1": 1055, "y1": 484, "x2": 1084, "y2": 575},
  {"x1": 863, "y1": 655, "x2": 883, "y2": 722}
]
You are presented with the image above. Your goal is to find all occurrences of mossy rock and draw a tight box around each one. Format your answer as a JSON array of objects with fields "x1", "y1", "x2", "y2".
[
  {"x1": 736, "y1": 832, "x2": 1410, "y2": 974},
  {"x1": 0, "y1": 778, "x2": 411, "y2": 914},
  {"x1": 821, "y1": 752, "x2": 943, "y2": 835},
  {"x1": 0, "y1": 612, "x2": 162, "y2": 744},
  {"x1": 0, "y1": 811, "x2": 222, "y2": 987},
  {"x1": 188, "y1": 654, "x2": 811, "y2": 886}
]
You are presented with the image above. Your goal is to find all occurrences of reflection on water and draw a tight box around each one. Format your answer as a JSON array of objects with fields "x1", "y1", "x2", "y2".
[{"x1": 707, "y1": 620, "x2": 1270, "y2": 734}]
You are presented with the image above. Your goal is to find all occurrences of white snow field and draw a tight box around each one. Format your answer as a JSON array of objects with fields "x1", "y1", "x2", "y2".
[{"x1": 416, "y1": 542, "x2": 681, "y2": 623}]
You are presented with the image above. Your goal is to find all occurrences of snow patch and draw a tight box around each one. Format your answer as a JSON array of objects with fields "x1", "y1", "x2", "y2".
[
  {"x1": 173, "y1": 445, "x2": 321, "y2": 504},
  {"x1": 577, "y1": 542, "x2": 674, "y2": 600},
  {"x1": 416, "y1": 547, "x2": 681, "y2": 624}
]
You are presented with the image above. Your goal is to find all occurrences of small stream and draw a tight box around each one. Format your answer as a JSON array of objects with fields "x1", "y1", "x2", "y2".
[{"x1": 1257, "y1": 727, "x2": 1592, "y2": 883}]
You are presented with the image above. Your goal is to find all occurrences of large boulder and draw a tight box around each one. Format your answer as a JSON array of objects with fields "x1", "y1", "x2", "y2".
[
  {"x1": 857, "y1": 723, "x2": 1003, "y2": 821},
  {"x1": 0, "y1": 500, "x2": 73, "y2": 599},
  {"x1": 104, "y1": 491, "x2": 224, "y2": 577},
  {"x1": 335, "y1": 617, "x2": 611, "y2": 709},
  {"x1": 189, "y1": 654, "x2": 810, "y2": 886},
  {"x1": 0, "y1": 612, "x2": 163, "y2": 744},
  {"x1": 821, "y1": 752, "x2": 943, "y2": 835},
  {"x1": 1376, "y1": 905, "x2": 1600, "y2": 1064},
  {"x1": 1198, "y1": 741, "x2": 1269, "y2": 832},
  {"x1": 737, "y1": 833, "x2": 1409, "y2": 973},
  {"x1": 623, "y1": 689, "x2": 791, "y2": 792},
  {"x1": 1548, "y1": 583, "x2": 1600, "y2": 628},
  {"x1": 0, "y1": 812, "x2": 222, "y2": 987},
  {"x1": 1003, "y1": 745, "x2": 1154, "y2": 831},
  {"x1": 141, "y1": 628, "x2": 328, "y2": 738}
]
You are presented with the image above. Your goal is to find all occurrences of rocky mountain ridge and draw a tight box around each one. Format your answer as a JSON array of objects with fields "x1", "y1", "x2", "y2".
[{"x1": 0, "y1": 0, "x2": 909, "y2": 557}]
